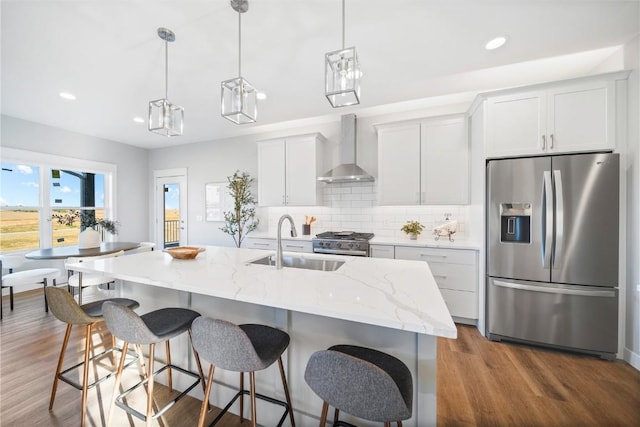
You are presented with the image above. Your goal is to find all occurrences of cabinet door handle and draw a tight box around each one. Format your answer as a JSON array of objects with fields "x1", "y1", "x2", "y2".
[
  {"x1": 549, "y1": 133, "x2": 554, "y2": 149},
  {"x1": 254, "y1": 243, "x2": 270, "y2": 247},
  {"x1": 541, "y1": 135, "x2": 546, "y2": 150},
  {"x1": 433, "y1": 274, "x2": 448, "y2": 279},
  {"x1": 420, "y1": 254, "x2": 447, "y2": 258},
  {"x1": 284, "y1": 244, "x2": 305, "y2": 249}
]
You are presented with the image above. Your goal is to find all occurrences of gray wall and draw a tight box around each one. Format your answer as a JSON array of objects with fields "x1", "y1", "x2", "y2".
[{"x1": 0, "y1": 115, "x2": 149, "y2": 243}]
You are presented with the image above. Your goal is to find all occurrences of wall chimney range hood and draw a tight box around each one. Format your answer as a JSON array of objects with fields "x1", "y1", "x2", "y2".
[{"x1": 318, "y1": 114, "x2": 374, "y2": 183}]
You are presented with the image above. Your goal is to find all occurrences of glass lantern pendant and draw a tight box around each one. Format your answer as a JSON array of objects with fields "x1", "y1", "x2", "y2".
[
  {"x1": 325, "y1": 46, "x2": 360, "y2": 107},
  {"x1": 222, "y1": 0, "x2": 258, "y2": 124},
  {"x1": 149, "y1": 27, "x2": 184, "y2": 137},
  {"x1": 325, "y1": 0, "x2": 361, "y2": 108}
]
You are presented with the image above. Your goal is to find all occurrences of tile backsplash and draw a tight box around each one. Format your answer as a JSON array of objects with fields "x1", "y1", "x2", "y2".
[{"x1": 260, "y1": 182, "x2": 469, "y2": 240}]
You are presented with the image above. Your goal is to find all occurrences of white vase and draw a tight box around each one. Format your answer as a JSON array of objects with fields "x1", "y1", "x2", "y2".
[
  {"x1": 78, "y1": 228, "x2": 101, "y2": 249},
  {"x1": 408, "y1": 233, "x2": 418, "y2": 240}
]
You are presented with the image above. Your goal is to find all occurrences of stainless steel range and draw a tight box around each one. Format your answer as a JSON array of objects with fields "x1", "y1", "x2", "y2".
[{"x1": 312, "y1": 231, "x2": 374, "y2": 256}]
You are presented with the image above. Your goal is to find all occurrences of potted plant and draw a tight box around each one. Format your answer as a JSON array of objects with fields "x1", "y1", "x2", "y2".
[
  {"x1": 401, "y1": 220, "x2": 424, "y2": 240},
  {"x1": 220, "y1": 170, "x2": 259, "y2": 248},
  {"x1": 51, "y1": 210, "x2": 119, "y2": 248}
]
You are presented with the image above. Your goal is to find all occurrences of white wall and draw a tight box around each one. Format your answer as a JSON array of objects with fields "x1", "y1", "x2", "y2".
[
  {"x1": 0, "y1": 115, "x2": 149, "y2": 243},
  {"x1": 624, "y1": 30, "x2": 640, "y2": 369}
]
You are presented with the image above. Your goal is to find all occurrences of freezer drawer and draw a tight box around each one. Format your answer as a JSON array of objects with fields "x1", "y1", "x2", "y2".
[{"x1": 487, "y1": 277, "x2": 618, "y2": 355}]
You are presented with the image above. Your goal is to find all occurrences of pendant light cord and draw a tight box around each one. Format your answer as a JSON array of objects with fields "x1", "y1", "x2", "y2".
[
  {"x1": 238, "y1": 10, "x2": 242, "y2": 77},
  {"x1": 164, "y1": 38, "x2": 169, "y2": 99},
  {"x1": 341, "y1": 0, "x2": 345, "y2": 49}
]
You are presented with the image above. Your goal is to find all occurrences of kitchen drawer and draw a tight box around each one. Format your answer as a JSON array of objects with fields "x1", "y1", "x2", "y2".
[
  {"x1": 244, "y1": 238, "x2": 276, "y2": 250},
  {"x1": 280, "y1": 240, "x2": 313, "y2": 253},
  {"x1": 395, "y1": 246, "x2": 475, "y2": 265},
  {"x1": 429, "y1": 263, "x2": 476, "y2": 292},
  {"x1": 440, "y1": 289, "x2": 478, "y2": 319},
  {"x1": 244, "y1": 238, "x2": 313, "y2": 253},
  {"x1": 370, "y1": 245, "x2": 395, "y2": 259}
]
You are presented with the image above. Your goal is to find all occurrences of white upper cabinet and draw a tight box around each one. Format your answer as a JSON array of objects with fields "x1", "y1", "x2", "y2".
[
  {"x1": 486, "y1": 79, "x2": 615, "y2": 158},
  {"x1": 420, "y1": 116, "x2": 468, "y2": 204},
  {"x1": 257, "y1": 133, "x2": 324, "y2": 207},
  {"x1": 377, "y1": 124, "x2": 421, "y2": 205},
  {"x1": 377, "y1": 114, "x2": 469, "y2": 205}
]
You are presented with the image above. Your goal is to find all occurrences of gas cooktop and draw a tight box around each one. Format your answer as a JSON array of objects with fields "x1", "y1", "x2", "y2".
[
  {"x1": 312, "y1": 231, "x2": 374, "y2": 256},
  {"x1": 314, "y1": 231, "x2": 375, "y2": 241}
]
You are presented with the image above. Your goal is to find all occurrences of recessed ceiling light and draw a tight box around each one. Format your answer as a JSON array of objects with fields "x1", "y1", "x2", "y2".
[
  {"x1": 485, "y1": 36, "x2": 508, "y2": 51},
  {"x1": 59, "y1": 92, "x2": 76, "y2": 100},
  {"x1": 256, "y1": 92, "x2": 267, "y2": 100},
  {"x1": 133, "y1": 117, "x2": 145, "y2": 123}
]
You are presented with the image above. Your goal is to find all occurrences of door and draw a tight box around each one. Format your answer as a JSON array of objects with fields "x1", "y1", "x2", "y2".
[
  {"x1": 377, "y1": 124, "x2": 421, "y2": 205},
  {"x1": 420, "y1": 116, "x2": 468, "y2": 204},
  {"x1": 486, "y1": 91, "x2": 546, "y2": 157},
  {"x1": 257, "y1": 140, "x2": 285, "y2": 206},
  {"x1": 487, "y1": 277, "x2": 618, "y2": 354},
  {"x1": 285, "y1": 136, "x2": 318, "y2": 206},
  {"x1": 547, "y1": 81, "x2": 613, "y2": 153},
  {"x1": 155, "y1": 171, "x2": 188, "y2": 249},
  {"x1": 487, "y1": 156, "x2": 550, "y2": 282},
  {"x1": 550, "y1": 153, "x2": 619, "y2": 286}
]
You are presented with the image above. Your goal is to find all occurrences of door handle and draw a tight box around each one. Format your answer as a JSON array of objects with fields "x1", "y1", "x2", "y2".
[
  {"x1": 493, "y1": 280, "x2": 617, "y2": 298},
  {"x1": 549, "y1": 133, "x2": 554, "y2": 149},
  {"x1": 542, "y1": 171, "x2": 553, "y2": 269},
  {"x1": 553, "y1": 170, "x2": 564, "y2": 268},
  {"x1": 541, "y1": 135, "x2": 546, "y2": 150}
]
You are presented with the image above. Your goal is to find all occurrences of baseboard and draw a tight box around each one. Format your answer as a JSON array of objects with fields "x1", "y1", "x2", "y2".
[{"x1": 624, "y1": 347, "x2": 640, "y2": 371}]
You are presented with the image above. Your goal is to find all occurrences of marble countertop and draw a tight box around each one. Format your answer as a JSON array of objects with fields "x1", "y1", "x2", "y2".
[{"x1": 69, "y1": 246, "x2": 456, "y2": 339}]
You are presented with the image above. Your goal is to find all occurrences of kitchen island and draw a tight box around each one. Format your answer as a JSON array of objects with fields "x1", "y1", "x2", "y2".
[{"x1": 68, "y1": 246, "x2": 456, "y2": 426}]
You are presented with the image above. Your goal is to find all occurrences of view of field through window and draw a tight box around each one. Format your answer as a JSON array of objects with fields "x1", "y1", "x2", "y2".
[{"x1": 1, "y1": 161, "x2": 107, "y2": 252}]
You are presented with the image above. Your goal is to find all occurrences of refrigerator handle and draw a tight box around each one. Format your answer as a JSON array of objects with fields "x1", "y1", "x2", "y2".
[
  {"x1": 493, "y1": 280, "x2": 617, "y2": 298},
  {"x1": 553, "y1": 170, "x2": 564, "y2": 268},
  {"x1": 542, "y1": 171, "x2": 553, "y2": 268}
]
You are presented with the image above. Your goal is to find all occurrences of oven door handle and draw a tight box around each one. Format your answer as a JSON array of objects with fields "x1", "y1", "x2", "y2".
[{"x1": 313, "y1": 248, "x2": 368, "y2": 256}]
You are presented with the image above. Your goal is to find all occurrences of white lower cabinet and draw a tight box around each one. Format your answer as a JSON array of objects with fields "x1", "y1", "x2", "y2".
[
  {"x1": 394, "y1": 246, "x2": 478, "y2": 321},
  {"x1": 244, "y1": 237, "x2": 312, "y2": 253},
  {"x1": 370, "y1": 244, "x2": 395, "y2": 259}
]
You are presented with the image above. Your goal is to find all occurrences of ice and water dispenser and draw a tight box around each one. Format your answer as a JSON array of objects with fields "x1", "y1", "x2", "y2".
[{"x1": 499, "y1": 203, "x2": 531, "y2": 243}]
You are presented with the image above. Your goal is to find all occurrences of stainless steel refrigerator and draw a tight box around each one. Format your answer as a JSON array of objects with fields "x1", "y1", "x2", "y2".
[{"x1": 486, "y1": 152, "x2": 619, "y2": 358}]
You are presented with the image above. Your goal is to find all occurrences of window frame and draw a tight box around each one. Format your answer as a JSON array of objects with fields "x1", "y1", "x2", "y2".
[{"x1": 1, "y1": 147, "x2": 117, "y2": 253}]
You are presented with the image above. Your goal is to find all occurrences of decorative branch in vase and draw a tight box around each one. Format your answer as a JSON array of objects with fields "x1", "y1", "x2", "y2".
[
  {"x1": 51, "y1": 210, "x2": 119, "y2": 248},
  {"x1": 220, "y1": 170, "x2": 259, "y2": 248}
]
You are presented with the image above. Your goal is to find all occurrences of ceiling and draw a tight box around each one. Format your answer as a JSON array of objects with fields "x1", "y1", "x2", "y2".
[{"x1": 1, "y1": 0, "x2": 638, "y2": 149}]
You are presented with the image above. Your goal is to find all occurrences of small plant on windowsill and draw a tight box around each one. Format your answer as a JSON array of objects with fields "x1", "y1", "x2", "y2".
[{"x1": 401, "y1": 220, "x2": 424, "y2": 240}]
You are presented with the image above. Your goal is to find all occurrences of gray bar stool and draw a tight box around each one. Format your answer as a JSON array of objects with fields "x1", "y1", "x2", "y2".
[
  {"x1": 191, "y1": 316, "x2": 295, "y2": 427},
  {"x1": 102, "y1": 302, "x2": 206, "y2": 427},
  {"x1": 304, "y1": 344, "x2": 413, "y2": 427},
  {"x1": 45, "y1": 286, "x2": 140, "y2": 427}
]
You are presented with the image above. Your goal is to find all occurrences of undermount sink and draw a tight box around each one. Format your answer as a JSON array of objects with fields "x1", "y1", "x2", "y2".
[{"x1": 249, "y1": 254, "x2": 345, "y2": 272}]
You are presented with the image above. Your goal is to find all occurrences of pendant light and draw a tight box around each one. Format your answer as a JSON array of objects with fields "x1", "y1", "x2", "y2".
[
  {"x1": 221, "y1": 0, "x2": 257, "y2": 124},
  {"x1": 149, "y1": 27, "x2": 184, "y2": 137},
  {"x1": 325, "y1": 0, "x2": 361, "y2": 108}
]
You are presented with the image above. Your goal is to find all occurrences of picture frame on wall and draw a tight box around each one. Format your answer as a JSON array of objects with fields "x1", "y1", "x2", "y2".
[{"x1": 205, "y1": 182, "x2": 228, "y2": 222}]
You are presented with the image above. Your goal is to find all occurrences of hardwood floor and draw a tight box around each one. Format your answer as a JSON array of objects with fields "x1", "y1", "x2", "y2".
[
  {"x1": 2, "y1": 289, "x2": 640, "y2": 426},
  {"x1": 438, "y1": 324, "x2": 640, "y2": 426}
]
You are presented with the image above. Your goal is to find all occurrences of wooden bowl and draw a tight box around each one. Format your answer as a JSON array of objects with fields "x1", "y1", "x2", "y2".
[{"x1": 164, "y1": 246, "x2": 206, "y2": 259}]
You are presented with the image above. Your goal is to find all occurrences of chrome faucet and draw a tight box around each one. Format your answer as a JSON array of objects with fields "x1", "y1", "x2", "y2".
[{"x1": 276, "y1": 214, "x2": 297, "y2": 269}]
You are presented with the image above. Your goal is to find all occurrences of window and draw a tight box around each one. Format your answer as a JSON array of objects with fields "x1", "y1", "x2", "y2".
[
  {"x1": 0, "y1": 149, "x2": 115, "y2": 253},
  {"x1": 0, "y1": 163, "x2": 41, "y2": 251}
]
